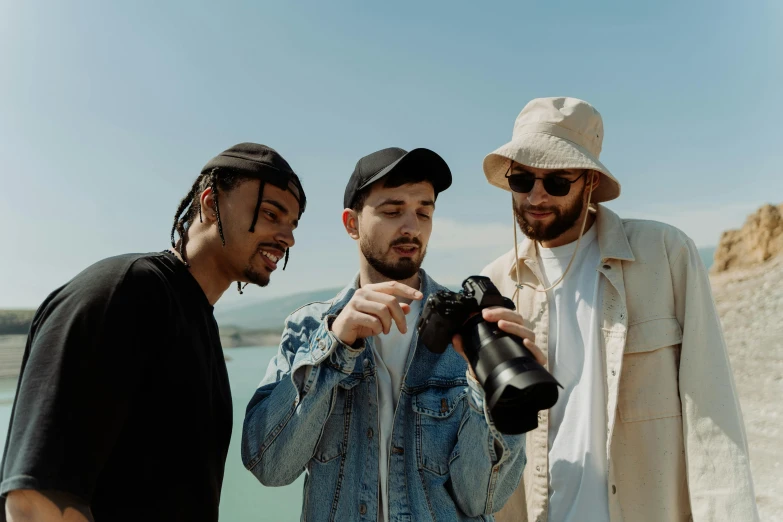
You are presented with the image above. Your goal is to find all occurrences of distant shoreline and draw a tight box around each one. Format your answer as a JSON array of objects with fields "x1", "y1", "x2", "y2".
[
  {"x1": 219, "y1": 327, "x2": 283, "y2": 349},
  {"x1": 0, "y1": 326, "x2": 283, "y2": 380}
]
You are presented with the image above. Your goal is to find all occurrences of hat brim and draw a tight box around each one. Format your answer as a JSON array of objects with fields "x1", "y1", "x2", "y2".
[
  {"x1": 483, "y1": 132, "x2": 620, "y2": 203},
  {"x1": 359, "y1": 148, "x2": 452, "y2": 194}
]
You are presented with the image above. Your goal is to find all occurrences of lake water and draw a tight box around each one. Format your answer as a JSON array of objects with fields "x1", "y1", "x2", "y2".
[{"x1": 0, "y1": 346, "x2": 305, "y2": 522}]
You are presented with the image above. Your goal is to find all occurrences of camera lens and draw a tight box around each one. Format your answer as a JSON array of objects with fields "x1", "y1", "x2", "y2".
[{"x1": 460, "y1": 315, "x2": 560, "y2": 435}]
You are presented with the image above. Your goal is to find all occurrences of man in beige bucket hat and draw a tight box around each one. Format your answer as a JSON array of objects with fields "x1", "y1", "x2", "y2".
[{"x1": 480, "y1": 97, "x2": 758, "y2": 522}]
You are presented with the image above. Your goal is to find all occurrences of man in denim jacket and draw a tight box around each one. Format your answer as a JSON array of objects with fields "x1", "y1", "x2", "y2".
[{"x1": 242, "y1": 147, "x2": 539, "y2": 521}]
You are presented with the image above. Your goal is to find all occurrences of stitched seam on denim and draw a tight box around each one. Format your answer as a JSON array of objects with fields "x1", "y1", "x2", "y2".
[
  {"x1": 406, "y1": 379, "x2": 468, "y2": 394},
  {"x1": 328, "y1": 389, "x2": 353, "y2": 521},
  {"x1": 485, "y1": 462, "x2": 501, "y2": 514},
  {"x1": 417, "y1": 468, "x2": 438, "y2": 521},
  {"x1": 247, "y1": 398, "x2": 299, "y2": 471},
  {"x1": 310, "y1": 386, "x2": 340, "y2": 464},
  {"x1": 412, "y1": 390, "x2": 467, "y2": 418}
]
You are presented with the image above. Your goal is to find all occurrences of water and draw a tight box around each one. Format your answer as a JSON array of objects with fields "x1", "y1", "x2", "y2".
[{"x1": 0, "y1": 346, "x2": 304, "y2": 522}]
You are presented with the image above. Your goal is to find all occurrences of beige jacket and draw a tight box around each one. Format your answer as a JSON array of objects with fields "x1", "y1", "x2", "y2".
[{"x1": 483, "y1": 205, "x2": 758, "y2": 522}]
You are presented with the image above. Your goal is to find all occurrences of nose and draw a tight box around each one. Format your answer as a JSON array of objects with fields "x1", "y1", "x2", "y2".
[
  {"x1": 526, "y1": 178, "x2": 549, "y2": 206},
  {"x1": 399, "y1": 210, "x2": 421, "y2": 238},
  {"x1": 275, "y1": 224, "x2": 296, "y2": 249}
]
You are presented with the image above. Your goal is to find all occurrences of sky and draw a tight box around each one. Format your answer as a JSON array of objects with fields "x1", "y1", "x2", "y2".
[{"x1": 1, "y1": 0, "x2": 781, "y2": 310}]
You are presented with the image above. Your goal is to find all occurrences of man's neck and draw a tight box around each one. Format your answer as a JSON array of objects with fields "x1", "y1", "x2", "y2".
[{"x1": 169, "y1": 237, "x2": 232, "y2": 306}]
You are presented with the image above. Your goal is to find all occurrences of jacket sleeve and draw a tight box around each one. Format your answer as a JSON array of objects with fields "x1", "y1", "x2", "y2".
[
  {"x1": 671, "y1": 237, "x2": 759, "y2": 521},
  {"x1": 241, "y1": 313, "x2": 365, "y2": 486},
  {"x1": 447, "y1": 372, "x2": 526, "y2": 516}
]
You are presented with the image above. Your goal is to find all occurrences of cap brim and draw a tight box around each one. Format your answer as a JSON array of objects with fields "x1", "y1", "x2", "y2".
[
  {"x1": 359, "y1": 148, "x2": 452, "y2": 194},
  {"x1": 483, "y1": 133, "x2": 620, "y2": 203}
]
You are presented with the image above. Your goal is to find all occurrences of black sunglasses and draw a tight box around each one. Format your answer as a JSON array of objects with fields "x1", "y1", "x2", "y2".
[{"x1": 505, "y1": 170, "x2": 586, "y2": 197}]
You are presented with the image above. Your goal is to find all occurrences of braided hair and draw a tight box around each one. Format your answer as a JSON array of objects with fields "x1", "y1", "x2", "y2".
[
  {"x1": 170, "y1": 168, "x2": 247, "y2": 267},
  {"x1": 171, "y1": 168, "x2": 302, "y2": 294}
]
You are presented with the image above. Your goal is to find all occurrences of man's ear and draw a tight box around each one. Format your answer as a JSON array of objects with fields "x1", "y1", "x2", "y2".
[
  {"x1": 200, "y1": 187, "x2": 218, "y2": 222},
  {"x1": 584, "y1": 170, "x2": 601, "y2": 200},
  {"x1": 342, "y1": 208, "x2": 360, "y2": 240}
]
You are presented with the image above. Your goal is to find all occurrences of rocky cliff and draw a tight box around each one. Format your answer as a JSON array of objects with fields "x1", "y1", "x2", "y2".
[
  {"x1": 712, "y1": 203, "x2": 783, "y2": 273},
  {"x1": 711, "y1": 251, "x2": 782, "y2": 520}
]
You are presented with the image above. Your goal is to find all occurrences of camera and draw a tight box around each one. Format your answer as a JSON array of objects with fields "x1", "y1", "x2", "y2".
[{"x1": 416, "y1": 276, "x2": 561, "y2": 434}]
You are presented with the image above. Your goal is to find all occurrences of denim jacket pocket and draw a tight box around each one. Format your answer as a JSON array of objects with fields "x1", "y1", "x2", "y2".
[
  {"x1": 413, "y1": 386, "x2": 466, "y2": 475},
  {"x1": 619, "y1": 317, "x2": 683, "y2": 422},
  {"x1": 313, "y1": 386, "x2": 351, "y2": 463}
]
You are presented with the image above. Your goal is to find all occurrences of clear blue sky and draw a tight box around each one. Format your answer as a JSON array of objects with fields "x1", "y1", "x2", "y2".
[{"x1": 2, "y1": 0, "x2": 781, "y2": 309}]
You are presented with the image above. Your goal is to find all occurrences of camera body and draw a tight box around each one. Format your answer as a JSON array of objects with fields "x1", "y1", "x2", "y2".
[
  {"x1": 417, "y1": 276, "x2": 561, "y2": 434},
  {"x1": 417, "y1": 276, "x2": 515, "y2": 354}
]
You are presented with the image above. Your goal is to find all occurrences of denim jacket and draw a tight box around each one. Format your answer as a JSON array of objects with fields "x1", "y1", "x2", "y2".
[{"x1": 242, "y1": 270, "x2": 526, "y2": 521}]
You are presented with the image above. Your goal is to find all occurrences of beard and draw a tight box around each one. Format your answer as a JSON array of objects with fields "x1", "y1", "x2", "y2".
[
  {"x1": 243, "y1": 265, "x2": 269, "y2": 287},
  {"x1": 360, "y1": 235, "x2": 426, "y2": 280},
  {"x1": 515, "y1": 189, "x2": 585, "y2": 242}
]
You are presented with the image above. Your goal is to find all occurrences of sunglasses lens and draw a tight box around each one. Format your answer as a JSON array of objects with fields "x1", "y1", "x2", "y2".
[
  {"x1": 508, "y1": 174, "x2": 536, "y2": 193},
  {"x1": 543, "y1": 177, "x2": 571, "y2": 197}
]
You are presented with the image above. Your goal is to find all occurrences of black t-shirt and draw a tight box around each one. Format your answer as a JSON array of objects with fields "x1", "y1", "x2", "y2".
[{"x1": 0, "y1": 252, "x2": 233, "y2": 521}]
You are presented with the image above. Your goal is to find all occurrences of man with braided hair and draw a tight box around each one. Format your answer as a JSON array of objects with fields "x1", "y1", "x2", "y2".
[{"x1": 1, "y1": 143, "x2": 306, "y2": 522}]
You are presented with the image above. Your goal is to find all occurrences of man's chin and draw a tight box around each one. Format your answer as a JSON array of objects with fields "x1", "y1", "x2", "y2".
[
  {"x1": 375, "y1": 258, "x2": 420, "y2": 280},
  {"x1": 243, "y1": 268, "x2": 270, "y2": 288}
]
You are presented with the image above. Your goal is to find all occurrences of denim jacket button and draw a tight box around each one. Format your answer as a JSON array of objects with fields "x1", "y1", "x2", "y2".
[
  {"x1": 317, "y1": 339, "x2": 326, "y2": 350},
  {"x1": 359, "y1": 504, "x2": 367, "y2": 515}
]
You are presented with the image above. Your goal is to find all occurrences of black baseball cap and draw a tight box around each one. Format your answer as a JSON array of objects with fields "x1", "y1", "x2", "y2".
[
  {"x1": 343, "y1": 147, "x2": 452, "y2": 209},
  {"x1": 202, "y1": 142, "x2": 306, "y2": 218}
]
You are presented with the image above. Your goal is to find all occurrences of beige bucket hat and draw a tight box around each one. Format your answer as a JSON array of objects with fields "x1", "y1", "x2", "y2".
[{"x1": 483, "y1": 97, "x2": 620, "y2": 204}]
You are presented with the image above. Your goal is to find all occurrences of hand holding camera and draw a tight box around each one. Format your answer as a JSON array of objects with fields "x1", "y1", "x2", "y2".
[
  {"x1": 417, "y1": 276, "x2": 562, "y2": 434},
  {"x1": 331, "y1": 281, "x2": 423, "y2": 346},
  {"x1": 452, "y1": 307, "x2": 546, "y2": 379}
]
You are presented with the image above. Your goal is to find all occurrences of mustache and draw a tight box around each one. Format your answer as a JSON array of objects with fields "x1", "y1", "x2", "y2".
[
  {"x1": 517, "y1": 204, "x2": 558, "y2": 214},
  {"x1": 390, "y1": 237, "x2": 422, "y2": 248},
  {"x1": 256, "y1": 241, "x2": 287, "y2": 252}
]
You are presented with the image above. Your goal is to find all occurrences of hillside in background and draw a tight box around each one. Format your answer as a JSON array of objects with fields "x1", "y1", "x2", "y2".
[
  {"x1": 214, "y1": 249, "x2": 717, "y2": 331},
  {"x1": 214, "y1": 287, "x2": 343, "y2": 331},
  {"x1": 712, "y1": 203, "x2": 783, "y2": 273}
]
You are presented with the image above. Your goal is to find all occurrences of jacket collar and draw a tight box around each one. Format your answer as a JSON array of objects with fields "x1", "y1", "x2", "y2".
[{"x1": 506, "y1": 204, "x2": 635, "y2": 276}]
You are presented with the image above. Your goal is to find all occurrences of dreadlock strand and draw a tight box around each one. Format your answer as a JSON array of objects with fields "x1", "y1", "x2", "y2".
[
  {"x1": 211, "y1": 171, "x2": 226, "y2": 246},
  {"x1": 171, "y1": 184, "x2": 198, "y2": 248},
  {"x1": 282, "y1": 248, "x2": 290, "y2": 270},
  {"x1": 248, "y1": 180, "x2": 265, "y2": 233},
  {"x1": 176, "y1": 217, "x2": 191, "y2": 267}
]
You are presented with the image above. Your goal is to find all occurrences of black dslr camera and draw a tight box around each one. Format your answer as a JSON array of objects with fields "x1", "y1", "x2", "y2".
[{"x1": 416, "y1": 276, "x2": 561, "y2": 434}]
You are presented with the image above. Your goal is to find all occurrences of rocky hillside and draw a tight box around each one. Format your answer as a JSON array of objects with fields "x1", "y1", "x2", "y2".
[
  {"x1": 709, "y1": 202, "x2": 782, "y2": 520},
  {"x1": 712, "y1": 253, "x2": 782, "y2": 520},
  {"x1": 712, "y1": 203, "x2": 783, "y2": 273}
]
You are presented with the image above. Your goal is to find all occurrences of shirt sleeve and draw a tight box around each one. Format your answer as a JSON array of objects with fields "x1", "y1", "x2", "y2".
[
  {"x1": 671, "y1": 237, "x2": 760, "y2": 521},
  {"x1": 0, "y1": 262, "x2": 156, "y2": 503}
]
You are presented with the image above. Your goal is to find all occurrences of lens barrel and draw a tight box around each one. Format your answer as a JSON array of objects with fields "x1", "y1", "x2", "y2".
[{"x1": 460, "y1": 315, "x2": 561, "y2": 434}]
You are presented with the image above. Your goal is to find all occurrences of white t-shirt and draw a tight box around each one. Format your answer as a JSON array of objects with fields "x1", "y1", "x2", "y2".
[
  {"x1": 372, "y1": 298, "x2": 421, "y2": 522},
  {"x1": 537, "y1": 224, "x2": 610, "y2": 522}
]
